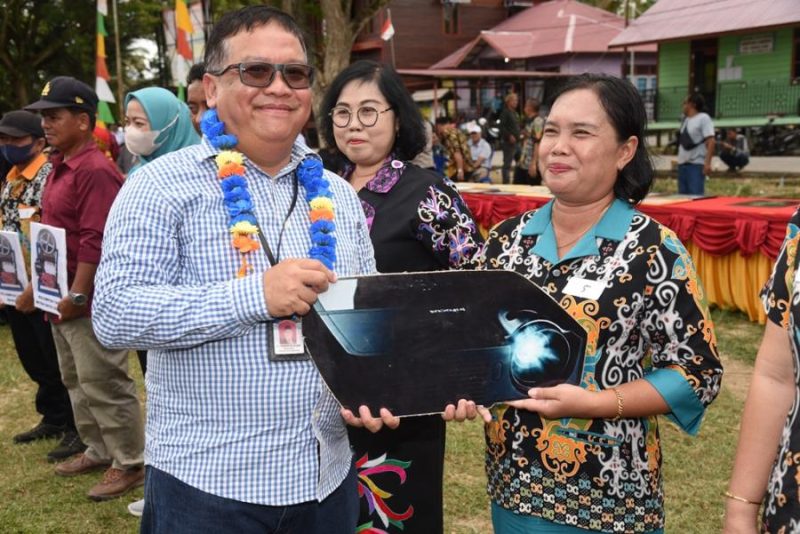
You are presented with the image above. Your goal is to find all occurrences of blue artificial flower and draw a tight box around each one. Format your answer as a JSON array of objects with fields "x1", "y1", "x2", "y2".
[
  {"x1": 310, "y1": 220, "x2": 335, "y2": 234},
  {"x1": 223, "y1": 187, "x2": 250, "y2": 203},
  {"x1": 220, "y1": 175, "x2": 247, "y2": 191},
  {"x1": 230, "y1": 213, "x2": 258, "y2": 226},
  {"x1": 201, "y1": 109, "x2": 239, "y2": 149},
  {"x1": 311, "y1": 232, "x2": 336, "y2": 247},
  {"x1": 226, "y1": 198, "x2": 254, "y2": 217}
]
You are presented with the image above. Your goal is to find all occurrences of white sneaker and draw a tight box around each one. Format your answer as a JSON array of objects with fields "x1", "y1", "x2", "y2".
[{"x1": 128, "y1": 498, "x2": 145, "y2": 517}]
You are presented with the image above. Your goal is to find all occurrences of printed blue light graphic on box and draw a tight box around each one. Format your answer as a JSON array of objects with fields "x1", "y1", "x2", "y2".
[
  {"x1": 510, "y1": 326, "x2": 560, "y2": 373},
  {"x1": 500, "y1": 311, "x2": 576, "y2": 392}
]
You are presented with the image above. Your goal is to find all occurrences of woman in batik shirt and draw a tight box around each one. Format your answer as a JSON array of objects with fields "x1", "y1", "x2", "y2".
[
  {"x1": 472, "y1": 74, "x2": 723, "y2": 533},
  {"x1": 724, "y1": 213, "x2": 800, "y2": 533},
  {"x1": 320, "y1": 60, "x2": 483, "y2": 534}
]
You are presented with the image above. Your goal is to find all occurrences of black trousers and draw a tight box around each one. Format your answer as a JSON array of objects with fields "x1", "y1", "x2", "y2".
[{"x1": 6, "y1": 308, "x2": 74, "y2": 428}]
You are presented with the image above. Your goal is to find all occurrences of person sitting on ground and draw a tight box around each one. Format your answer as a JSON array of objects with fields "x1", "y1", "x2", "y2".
[
  {"x1": 467, "y1": 124, "x2": 492, "y2": 182},
  {"x1": 719, "y1": 128, "x2": 750, "y2": 173}
]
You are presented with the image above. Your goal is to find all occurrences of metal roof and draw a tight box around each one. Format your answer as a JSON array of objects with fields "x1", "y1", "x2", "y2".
[
  {"x1": 431, "y1": 0, "x2": 656, "y2": 69},
  {"x1": 611, "y1": 0, "x2": 800, "y2": 47},
  {"x1": 399, "y1": 69, "x2": 570, "y2": 79},
  {"x1": 411, "y1": 88, "x2": 453, "y2": 102}
]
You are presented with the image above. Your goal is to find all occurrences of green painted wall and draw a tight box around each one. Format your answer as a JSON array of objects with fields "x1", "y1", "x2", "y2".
[
  {"x1": 657, "y1": 41, "x2": 689, "y2": 120},
  {"x1": 718, "y1": 29, "x2": 793, "y2": 82},
  {"x1": 655, "y1": 28, "x2": 800, "y2": 120},
  {"x1": 717, "y1": 28, "x2": 800, "y2": 117}
]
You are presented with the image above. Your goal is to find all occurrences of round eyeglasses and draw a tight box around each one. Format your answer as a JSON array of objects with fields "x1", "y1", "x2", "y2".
[
  {"x1": 330, "y1": 106, "x2": 393, "y2": 128},
  {"x1": 209, "y1": 62, "x2": 314, "y2": 90}
]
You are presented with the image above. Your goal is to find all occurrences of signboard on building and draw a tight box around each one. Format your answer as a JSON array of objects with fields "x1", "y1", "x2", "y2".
[{"x1": 739, "y1": 35, "x2": 774, "y2": 55}]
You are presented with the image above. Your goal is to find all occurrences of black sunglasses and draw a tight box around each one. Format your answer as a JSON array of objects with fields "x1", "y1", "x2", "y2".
[{"x1": 210, "y1": 61, "x2": 314, "y2": 90}]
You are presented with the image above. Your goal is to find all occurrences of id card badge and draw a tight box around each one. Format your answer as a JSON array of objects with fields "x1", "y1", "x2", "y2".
[
  {"x1": 563, "y1": 276, "x2": 605, "y2": 301},
  {"x1": 268, "y1": 318, "x2": 309, "y2": 361}
]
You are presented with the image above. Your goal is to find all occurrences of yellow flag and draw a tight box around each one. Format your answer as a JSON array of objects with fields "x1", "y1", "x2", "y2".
[{"x1": 176, "y1": 0, "x2": 193, "y2": 34}]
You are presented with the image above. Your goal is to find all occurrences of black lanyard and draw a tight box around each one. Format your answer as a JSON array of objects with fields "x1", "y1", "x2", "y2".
[{"x1": 252, "y1": 171, "x2": 299, "y2": 267}]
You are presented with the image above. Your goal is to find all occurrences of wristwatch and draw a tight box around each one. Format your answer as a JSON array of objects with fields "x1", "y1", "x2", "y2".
[{"x1": 68, "y1": 291, "x2": 88, "y2": 306}]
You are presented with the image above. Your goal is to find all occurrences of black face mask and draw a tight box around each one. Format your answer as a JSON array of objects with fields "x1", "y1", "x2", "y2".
[{"x1": 0, "y1": 142, "x2": 35, "y2": 165}]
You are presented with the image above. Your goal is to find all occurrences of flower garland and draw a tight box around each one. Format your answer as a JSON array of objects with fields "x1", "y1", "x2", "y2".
[{"x1": 200, "y1": 109, "x2": 336, "y2": 277}]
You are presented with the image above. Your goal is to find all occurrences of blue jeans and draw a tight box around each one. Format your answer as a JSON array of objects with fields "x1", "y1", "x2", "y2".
[
  {"x1": 140, "y1": 463, "x2": 358, "y2": 534},
  {"x1": 677, "y1": 163, "x2": 705, "y2": 195},
  {"x1": 719, "y1": 151, "x2": 749, "y2": 171}
]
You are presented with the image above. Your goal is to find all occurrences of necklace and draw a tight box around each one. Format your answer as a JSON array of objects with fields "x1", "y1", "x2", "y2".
[
  {"x1": 200, "y1": 109, "x2": 336, "y2": 277},
  {"x1": 552, "y1": 201, "x2": 613, "y2": 252}
]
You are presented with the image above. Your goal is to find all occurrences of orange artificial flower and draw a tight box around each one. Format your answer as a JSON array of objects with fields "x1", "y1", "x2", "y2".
[
  {"x1": 231, "y1": 234, "x2": 260, "y2": 253},
  {"x1": 218, "y1": 162, "x2": 246, "y2": 178},
  {"x1": 310, "y1": 208, "x2": 334, "y2": 222}
]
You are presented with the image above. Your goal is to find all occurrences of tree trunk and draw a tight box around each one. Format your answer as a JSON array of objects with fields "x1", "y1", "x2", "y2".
[{"x1": 313, "y1": 0, "x2": 355, "y2": 142}]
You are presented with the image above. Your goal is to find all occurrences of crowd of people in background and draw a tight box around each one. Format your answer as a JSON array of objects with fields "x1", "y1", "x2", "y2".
[{"x1": 3, "y1": 4, "x2": 800, "y2": 534}]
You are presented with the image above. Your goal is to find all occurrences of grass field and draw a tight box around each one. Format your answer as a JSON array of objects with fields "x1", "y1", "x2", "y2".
[{"x1": 0, "y1": 306, "x2": 765, "y2": 534}]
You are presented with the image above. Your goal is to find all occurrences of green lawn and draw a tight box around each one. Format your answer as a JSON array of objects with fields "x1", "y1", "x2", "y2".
[
  {"x1": 0, "y1": 305, "x2": 762, "y2": 533},
  {"x1": 652, "y1": 173, "x2": 800, "y2": 198}
]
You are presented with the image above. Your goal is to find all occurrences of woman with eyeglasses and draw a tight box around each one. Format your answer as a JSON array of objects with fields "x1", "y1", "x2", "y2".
[{"x1": 320, "y1": 60, "x2": 483, "y2": 534}]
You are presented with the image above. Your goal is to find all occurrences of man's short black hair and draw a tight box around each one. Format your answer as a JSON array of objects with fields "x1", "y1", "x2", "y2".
[
  {"x1": 187, "y1": 62, "x2": 205, "y2": 86},
  {"x1": 686, "y1": 92, "x2": 706, "y2": 113},
  {"x1": 204, "y1": 6, "x2": 307, "y2": 73},
  {"x1": 319, "y1": 60, "x2": 426, "y2": 162}
]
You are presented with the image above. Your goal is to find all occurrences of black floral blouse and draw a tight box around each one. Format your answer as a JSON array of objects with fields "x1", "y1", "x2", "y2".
[
  {"x1": 343, "y1": 156, "x2": 483, "y2": 534},
  {"x1": 1, "y1": 154, "x2": 50, "y2": 270},
  {"x1": 473, "y1": 199, "x2": 723, "y2": 533},
  {"x1": 761, "y1": 208, "x2": 800, "y2": 533},
  {"x1": 344, "y1": 157, "x2": 481, "y2": 272}
]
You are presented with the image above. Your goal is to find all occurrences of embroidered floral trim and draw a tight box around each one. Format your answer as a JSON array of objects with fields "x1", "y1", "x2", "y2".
[
  {"x1": 343, "y1": 155, "x2": 405, "y2": 194},
  {"x1": 200, "y1": 109, "x2": 336, "y2": 274},
  {"x1": 356, "y1": 453, "x2": 414, "y2": 530}
]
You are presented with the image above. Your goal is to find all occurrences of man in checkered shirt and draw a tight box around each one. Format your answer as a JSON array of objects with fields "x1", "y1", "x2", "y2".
[{"x1": 93, "y1": 6, "x2": 378, "y2": 533}]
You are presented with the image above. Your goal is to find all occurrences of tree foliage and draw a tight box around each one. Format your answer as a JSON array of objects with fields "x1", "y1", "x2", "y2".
[{"x1": 0, "y1": 0, "x2": 165, "y2": 114}]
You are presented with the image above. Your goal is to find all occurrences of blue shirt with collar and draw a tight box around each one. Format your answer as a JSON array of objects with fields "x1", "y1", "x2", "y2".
[
  {"x1": 521, "y1": 197, "x2": 634, "y2": 265},
  {"x1": 93, "y1": 137, "x2": 376, "y2": 505}
]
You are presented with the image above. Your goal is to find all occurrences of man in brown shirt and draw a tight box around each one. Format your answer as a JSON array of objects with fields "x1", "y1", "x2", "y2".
[{"x1": 23, "y1": 76, "x2": 144, "y2": 501}]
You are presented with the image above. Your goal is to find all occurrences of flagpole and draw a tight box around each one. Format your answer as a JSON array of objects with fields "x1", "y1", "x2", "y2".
[
  {"x1": 388, "y1": 8, "x2": 396, "y2": 68},
  {"x1": 112, "y1": 0, "x2": 124, "y2": 121}
]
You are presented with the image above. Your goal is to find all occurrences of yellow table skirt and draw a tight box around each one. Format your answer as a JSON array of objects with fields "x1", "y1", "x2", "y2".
[
  {"x1": 686, "y1": 241, "x2": 773, "y2": 324},
  {"x1": 474, "y1": 224, "x2": 772, "y2": 324}
]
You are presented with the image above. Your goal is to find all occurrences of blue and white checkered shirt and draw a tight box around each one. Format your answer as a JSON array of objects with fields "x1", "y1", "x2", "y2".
[{"x1": 93, "y1": 138, "x2": 375, "y2": 505}]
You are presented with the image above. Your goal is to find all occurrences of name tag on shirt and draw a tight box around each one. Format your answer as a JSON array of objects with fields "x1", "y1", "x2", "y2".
[
  {"x1": 563, "y1": 277, "x2": 605, "y2": 300},
  {"x1": 269, "y1": 318, "x2": 309, "y2": 361},
  {"x1": 18, "y1": 207, "x2": 36, "y2": 219}
]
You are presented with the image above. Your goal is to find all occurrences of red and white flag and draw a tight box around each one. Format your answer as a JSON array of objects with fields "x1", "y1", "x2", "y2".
[{"x1": 380, "y1": 15, "x2": 395, "y2": 41}]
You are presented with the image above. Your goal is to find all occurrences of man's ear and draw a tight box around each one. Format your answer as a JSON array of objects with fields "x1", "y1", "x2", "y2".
[{"x1": 203, "y1": 73, "x2": 219, "y2": 109}]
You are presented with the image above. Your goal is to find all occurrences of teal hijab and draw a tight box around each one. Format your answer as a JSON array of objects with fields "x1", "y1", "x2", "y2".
[{"x1": 124, "y1": 87, "x2": 200, "y2": 171}]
